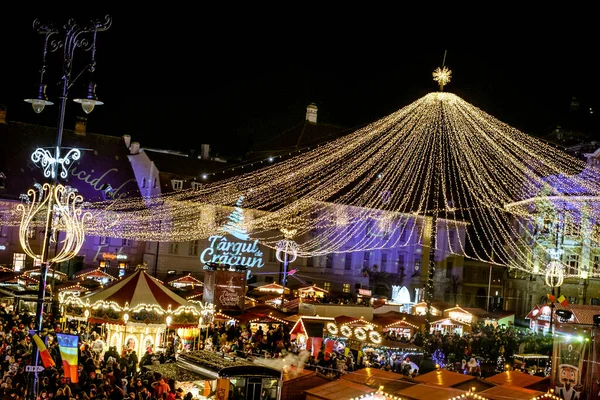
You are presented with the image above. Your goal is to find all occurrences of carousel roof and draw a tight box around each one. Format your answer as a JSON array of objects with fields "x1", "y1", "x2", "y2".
[{"x1": 83, "y1": 266, "x2": 197, "y2": 311}]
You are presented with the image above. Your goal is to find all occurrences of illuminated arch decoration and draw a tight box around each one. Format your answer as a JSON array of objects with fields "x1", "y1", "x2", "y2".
[
  {"x1": 354, "y1": 327, "x2": 367, "y2": 342},
  {"x1": 326, "y1": 322, "x2": 338, "y2": 335},
  {"x1": 340, "y1": 325, "x2": 352, "y2": 338},
  {"x1": 368, "y1": 330, "x2": 382, "y2": 344}
]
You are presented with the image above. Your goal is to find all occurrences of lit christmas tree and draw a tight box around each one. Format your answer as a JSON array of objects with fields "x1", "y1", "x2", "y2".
[
  {"x1": 221, "y1": 196, "x2": 249, "y2": 240},
  {"x1": 432, "y1": 348, "x2": 446, "y2": 369},
  {"x1": 496, "y1": 346, "x2": 506, "y2": 372}
]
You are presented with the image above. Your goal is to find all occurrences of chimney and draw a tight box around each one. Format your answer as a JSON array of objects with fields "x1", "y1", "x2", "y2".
[
  {"x1": 201, "y1": 144, "x2": 210, "y2": 160},
  {"x1": 130, "y1": 142, "x2": 140, "y2": 155},
  {"x1": 123, "y1": 134, "x2": 131, "y2": 149},
  {"x1": 75, "y1": 116, "x2": 87, "y2": 135},
  {"x1": 306, "y1": 102, "x2": 318, "y2": 124},
  {"x1": 0, "y1": 104, "x2": 6, "y2": 124}
]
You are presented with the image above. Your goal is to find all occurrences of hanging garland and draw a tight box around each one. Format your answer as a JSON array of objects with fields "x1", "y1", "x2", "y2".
[
  {"x1": 326, "y1": 322, "x2": 339, "y2": 335},
  {"x1": 368, "y1": 330, "x2": 382, "y2": 344},
  {"x1": 354, "y1": 327, "x2": 367, "y2": 342},
  {"x1": 340, "y1": 325, "x2": 353, "y2": 338}
]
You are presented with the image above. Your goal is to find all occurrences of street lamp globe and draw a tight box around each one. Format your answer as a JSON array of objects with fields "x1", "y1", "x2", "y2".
[
  {"x1": 24, "y1": 84, "x2": 54, "y2": 114},
  {"x1": 73, "y1": 82, "x2": 104, "y2": 114}
]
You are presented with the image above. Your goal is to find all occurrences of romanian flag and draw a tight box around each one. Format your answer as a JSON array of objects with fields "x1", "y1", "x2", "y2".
[
  {"x1": 548, "y1": 294, "x2": 556, "y2": 303},
  {"x1": 558, "y1": 295, "x2": 569, "y2": 307},
  {"x1": 56, "y1": 333, "x2": 79, "y2": 383},
  {"x1": 32, "y1": 334, "x2": 55, "y2": 368}
]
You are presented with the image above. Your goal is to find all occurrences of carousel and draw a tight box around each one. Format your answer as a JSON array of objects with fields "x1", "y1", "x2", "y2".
[{"x1": 60, "y1": 265, "x2": 204, "y2": 356}]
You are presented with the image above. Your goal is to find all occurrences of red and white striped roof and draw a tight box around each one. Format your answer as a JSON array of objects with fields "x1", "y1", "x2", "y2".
[{"x1": 84, "y1": 267, "x2": 196, "y2": 311}]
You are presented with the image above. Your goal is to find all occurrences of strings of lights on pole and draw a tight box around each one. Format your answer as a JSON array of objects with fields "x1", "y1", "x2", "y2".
[{"x1": 3, "y1": 65, "x2": 600, "y2": 277}]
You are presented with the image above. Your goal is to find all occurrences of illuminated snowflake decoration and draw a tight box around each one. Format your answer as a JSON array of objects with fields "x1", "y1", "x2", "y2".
[{"x1": 432, "y1": 66, "x2": 452, "y2": 90}]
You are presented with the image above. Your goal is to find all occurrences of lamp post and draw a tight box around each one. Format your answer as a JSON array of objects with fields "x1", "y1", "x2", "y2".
[
  {"x1": 19, "y1": 15, "x2": 111, "y2": 400},
  {"x1": 276, "y1": 229, "x2": 298, "y2": 310}
]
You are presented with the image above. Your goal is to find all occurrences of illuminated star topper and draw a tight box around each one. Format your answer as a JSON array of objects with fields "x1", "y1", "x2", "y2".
[{"x1": 432, "y1": 66, "x2": 452, "y2": 91}]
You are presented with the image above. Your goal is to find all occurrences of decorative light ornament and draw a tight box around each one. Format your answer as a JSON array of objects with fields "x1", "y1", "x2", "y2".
[
  {"x1": 545, "y1": 261, "x2": 564, "y2": 287},
  {"x1": 326, "y1": 322, "x2": 339, "y2": 335},
  {"x1": 432, "y1": 66, "x2": 452, "y2": 91},
  {"x1": 17, "y1": 184, "x2": 91, "y2": 264},
  {"x1": 123, "y1": 313, "x2": 129, "y2": 323},
  {"x1": 368, "y1": 330, "x2": 382, "y2": 344},
  {"x1": 31, "y1": 147, "x2": 81, "y2": 180},
  {"x1": 354, "y1": 327, "x2": 367, "y2": 342},
  {"x1": 166, "y1": 315, "x2": 172, "y2": 326},
  {"x1": 275, "y1": 239, "x2": 298, "y2": 264},
  {"x1": 340, "y1": 325, "x2": 352, "y2": 338}
]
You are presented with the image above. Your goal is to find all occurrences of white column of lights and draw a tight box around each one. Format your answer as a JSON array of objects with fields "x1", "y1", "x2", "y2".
[{"x1": 4, "y1": 68, "x2": 600, "y2": 275}]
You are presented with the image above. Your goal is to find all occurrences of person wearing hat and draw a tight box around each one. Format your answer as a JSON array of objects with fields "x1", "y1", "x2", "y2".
[
  {"x1": 555, "y1": 344, "x2": 583, "y2": 400},
  {"x1": 467, "y1": 357, "x2": 480, "y2": 377}
]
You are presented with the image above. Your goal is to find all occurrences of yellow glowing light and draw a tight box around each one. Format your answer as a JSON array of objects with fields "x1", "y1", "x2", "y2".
[{"x1": 432, "y1": 66, "x2": 452, "y2": 90}]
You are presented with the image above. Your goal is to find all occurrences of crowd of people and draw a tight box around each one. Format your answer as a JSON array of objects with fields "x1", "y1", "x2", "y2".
[{"x1": 0, "y1": 298, "x2": 556, "y2": 400}]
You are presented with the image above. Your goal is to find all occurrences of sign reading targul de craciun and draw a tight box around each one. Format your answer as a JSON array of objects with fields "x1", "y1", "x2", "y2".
[{"x1": 199, "y1": 196, "x2": 264, "y2": 269}]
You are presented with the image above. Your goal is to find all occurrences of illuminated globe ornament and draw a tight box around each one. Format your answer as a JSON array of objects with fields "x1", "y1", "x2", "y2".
[
  {"x1": 275, "y1": 239, "x2": 298, "y2": 263},
  {"x1": 545, "y1": 260, "x2": 565, "y2": 287}
]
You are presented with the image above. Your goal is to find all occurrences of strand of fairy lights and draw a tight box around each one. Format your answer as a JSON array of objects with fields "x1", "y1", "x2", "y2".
[{"x1": 2, "y1": 92, "x2": 600, "y2": 277}]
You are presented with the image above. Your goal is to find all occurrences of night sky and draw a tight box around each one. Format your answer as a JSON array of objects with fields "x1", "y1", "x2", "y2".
[{"x1": 1, "y1": 9, "x2": 597, "y2": 159}]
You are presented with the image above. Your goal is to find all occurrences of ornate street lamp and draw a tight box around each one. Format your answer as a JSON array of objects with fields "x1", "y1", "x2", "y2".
[
  {"x1": 19, "y1": 15, "x2": 111, "y2": 400},
  {"x1": 276, "y1": 228, "x2": 298, "y2": 309}
]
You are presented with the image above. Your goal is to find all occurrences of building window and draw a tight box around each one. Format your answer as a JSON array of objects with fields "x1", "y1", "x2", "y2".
[
  {"x1": 99, "y1": 236, "x2": 108, "y2": 245},
  {"x1": 191, "y1": 182, "x2": 202, "y2": 190},
  {"x1": 446, "y1": 261, "x2": 453, "y2": 278},
  {"x1": 567, "y1": 254, "x2": 579, "y2": 270},
  {"x1": 188, "y1": 240, "x2": 199, "y2": 256},
  {"x1": 99, "y1": 261, "x2": 110, "y2": 271},
  {"x1": 381, "y1": 252, "x2": 388, "y2": 272},
  {"x1": 592, "y1": 298, "x2": 600, "y2": 306},
  {"x1": 343, "y1": 283, "x2": 350, "y2": 293},
  {"x1": 344, "y1": 253, "x2": 352, "y2": 270},
  {"x1": 397, "y1": 253, "x2": 405, "y2": 269},
  {"x1": 269, "y1": 248, "x2": 276, "y2": 263},
  {"x1": 13, "y1": 253, "x2": 26, "y2": 272},
  {"x1": 414, "y1": 257, "x2": 421, "y2": 272},
  {"x1": 168, "y1": 243, "x2": 179, "y2": 254},
  {"x1": 307, "y1": 257, "x2": 314, "y2": 267},
  {"x1": 324, "y1": 282, "x2": 331, "y2": 292},
  {"x1": 363, "y1": 252, "x2": 371, "y2": 269},
  {"x1": 326, "y1": 254, "x2": 333, "y2": 269},
  {"x1": 171, "y1": 180, "x2": 183, "y2": 190},
  {"x1": 122, "y1": 238, "x2": 133, "y2": 247}
]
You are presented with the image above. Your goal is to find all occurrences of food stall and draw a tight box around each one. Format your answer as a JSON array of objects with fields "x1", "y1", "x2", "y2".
[{"x1": 297, "y1": 285, "x2": 329, "y2": 300}]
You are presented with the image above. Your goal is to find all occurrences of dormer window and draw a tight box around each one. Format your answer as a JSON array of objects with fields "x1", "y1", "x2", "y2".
[
  {"x1": 0, "y1": 172, "x2": 6, "y2": 189},
  {"x1": 172, "y1": 179, "x2": 183, "y2": 190},
  {"x1": 191, "y1": 182, "x2": 202, "y2": 191}
]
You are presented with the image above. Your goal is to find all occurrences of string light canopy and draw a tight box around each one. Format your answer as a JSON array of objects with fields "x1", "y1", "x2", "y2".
[{"x1": 4, "y1": 66, "x2": 599, "y2": 277}]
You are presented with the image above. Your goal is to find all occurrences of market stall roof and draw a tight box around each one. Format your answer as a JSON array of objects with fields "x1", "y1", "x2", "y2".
[
  {"x1": 290, "y1": 316, "x2": 335, "y2": 337},
  {"x1": 444, "y1": 306, "x2": 476, "y2": 316},
  {"x1": 55, "y1": 282, "x2": 90, "y2": 293},
  {"x1": 74, "y1": 267, "x2": 117, "y2": 281},
  {"x1": 555, "y1": 303, "x2": 600, "y2": 325},
  {"x1": 253, "y1": 283, "x2": 290, "y2": 294},
  {"x1": 297, "y1": 285, "x2": 329, "y2": 295},
  {"x1": 214, "y1": 311, "x2": 239, "y2": 323},
  {"x1": 0, "y1": 272, "x2": 39, "y2": 285},
  {"x1": 413, "y1": 301, "x2": 451, "y2": 312},
  {"x1": 484, "y1": 371, "x2": 549, "y2": 388},
  {"x1": 303, "y1": 379, "x2": 375, "y2": 400},
  {"x1": 480, "y1": 384, "x2": 543, "y2": 400},
  {"x1": 335, "y1": 316, "x2": 378, "y2": 329},
  {"x1": 430, "y1": 317, "x2": 472, "y2": 327},
  {"x1": 82, "y1": 266, "x2": 198, "y2": 311},
  {"x1": 23, "y1": 267, "x2": 67, "y2": 280},
  {"x1": 393, "y1": 383, "x2": 467, "y2": 400},
  {"x1": 340, "y1": 368, "x2": 416, "y2": 393},
  {"x1": 413, "y1": 369, "x2": 476, "y2": 387},
  {"x1": 167, "y1": 273, "x2": 203, "y2": 287}
]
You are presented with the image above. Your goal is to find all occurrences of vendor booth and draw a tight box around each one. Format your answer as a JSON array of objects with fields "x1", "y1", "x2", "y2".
[
  {"x1": 254, "y1": 283, "x2": 290, "y2": 295},
  {"x1": 74, "y1": 267, "x2": 117, "y2": 285},
  {"x1": 168, "y1": 273, "x2": 203, "y2": 289},
  {"x1": 289, "y1": 315, "x2": 335, "y2": 354},
  {"x1": 413, "y1": 301, "x2": 449, "y2": 317},
  {"x1": 61, "y1": 264, "x2": 203, "y2": 357},
  {"x1": 297, "y1": 285, "x2": 328, "y2": 300},
  {"x1": 430, "y1": 317, "x2": 472, "y2": 335}
]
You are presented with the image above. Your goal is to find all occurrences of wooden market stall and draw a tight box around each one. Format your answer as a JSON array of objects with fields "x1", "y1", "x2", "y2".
[
  {"x1": 167, "y1": 273, "x2": 203, "y2": 289},
  {"x1": 289, "y1": 315, "x2": 335, "y2": 354},
  {"x1": 413, "y1": 301, "x2": 450, "y2": 317},
  {"x1": 61, "y1": 265, "x2": 202, "y2": 357},
  {"x1": 304, "y1": 380, "x2": 376, "y2": 400},
  {"x1": 340, "y1": 368, "x2": 416, "y2": 393},
  {"x1": 429, "y1": 316, "x2": 472, "y2": 335},
  {"x1": 297, "y1": 285, "x2": 329, "y2": 300},
  {"x1": 480, "y1": 384, "x2": 544, "y2": 400},
  {"x1": 74, "y1": 267, "x2": 117, "y2": 285},
  {"x1": 393, "y1": 383, "x2": 468, "y2": 400},
  {"x1": 484, "y1": 370, "x2": 550, "y2": 392}
]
